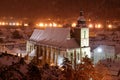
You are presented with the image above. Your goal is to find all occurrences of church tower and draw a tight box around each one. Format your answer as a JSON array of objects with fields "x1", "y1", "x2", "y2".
[
  {"x1": 77, "y1": 11, "x2": 86, "y2": 27},
  {"x1": 73, "y1": 11, "x2": 91, "y2": 58}
]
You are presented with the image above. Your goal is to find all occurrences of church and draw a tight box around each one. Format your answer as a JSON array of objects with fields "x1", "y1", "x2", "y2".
[{"x1": 26, "y1": 11, "x2": 91, "y2": 67}]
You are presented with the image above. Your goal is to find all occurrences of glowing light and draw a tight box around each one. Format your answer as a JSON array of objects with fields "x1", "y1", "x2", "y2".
[
  {"x1": 16, "y1": 23, "x2": 20, "y2": 26},
  {"x1": 12, "y1": 22, "x2": 16, "y2": 26},
  {"x1": 48, "y1": 18, "x2": 51, "y2": 20},
  {"x1": 58, "y1": 56, "x2": 64, "y2": 66},
  {"x1": 78, "y1": 60, "x2": 81, "y2": 63},
  {"x1": 0, "y1": 22, "x2": 1, "y2": 25},
  {"x1": 9, "y1": 23, "x2": 12, "y2": 26},
  {"x1": 108, "y1": 24, "x2": 112, "y2": 28},
  {"x1": 60, "y1": 68, "x2": 64, "y2": 71},
  {"x1": 38, "y1": 23, "x2": 44, "y2": 27},
  {"x1": 88, "y1": 24, "x2": 93, "y2": 28},
  {"x1": 49, "y1": 23, "x2": 52, "y2": 27},
  {"x1": 44, "y1": 24, "x2": 48, "y2": 27},
  {"x1": 2, "y1": 22, "x2": 5, "y2": 25},
  {"x1": 97, "y1": 24, "x2": 101, "y2": 28},
  {"x1": 58, "y1": 24, "x2": 62, "y2": 27},
  {"x1": 88, "y1": 19, "x2": 91, "y2": 22},
  {"x1": 53, "y1": 23, "x2": 57, "y2": 27},
  {"x1": 72, "y1": 23, "x2": 76, "y2": 27},
  {"x1": 97, "y1": 47, "x2": 102, "y2": 53},
  {"x1": 50, "y1": 63, "x2": 55, "y2": 66},
  {"x1": 24, "y1": 23, "x2": 29, "y2": 26}
]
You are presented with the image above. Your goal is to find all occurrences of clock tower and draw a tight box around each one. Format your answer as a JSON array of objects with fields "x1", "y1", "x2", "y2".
[{"x1": 72, "y1": 11, "x2": 91, "y2": 58}]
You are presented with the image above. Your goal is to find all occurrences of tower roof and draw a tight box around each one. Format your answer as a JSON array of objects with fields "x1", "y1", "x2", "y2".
[{"x1": 76, "y1": 11, "x2": 86, "y2": 27}]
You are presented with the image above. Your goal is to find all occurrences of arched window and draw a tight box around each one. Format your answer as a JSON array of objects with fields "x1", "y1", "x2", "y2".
[
  {"x1": 84, "y1": 31, "x2": 86, "y2": 38},
  {"x1": 77, "y1": 53, "x2": 80, "y2": 60},
  {"x1": 70, "y1": 53, "x2": 73, "y2": 60},
  {"x1": 84, "y1": 52, "x2": 86, "y2": 57}
]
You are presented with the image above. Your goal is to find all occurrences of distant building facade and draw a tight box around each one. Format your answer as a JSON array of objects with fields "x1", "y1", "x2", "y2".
[
  {"x1": 26, "y1": 12, "x2": 91, "y2": 66},
  {"x1": 93, "y1": 45, "x2": 115, "y2": 64}
]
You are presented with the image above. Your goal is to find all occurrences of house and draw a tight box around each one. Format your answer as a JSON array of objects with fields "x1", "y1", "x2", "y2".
[
  {"x1": 93, "y1": 45, "x2": 115, "y2": 64},
  {"x1": 26, "y1": 11, "x2": 91, "y2": 67}
]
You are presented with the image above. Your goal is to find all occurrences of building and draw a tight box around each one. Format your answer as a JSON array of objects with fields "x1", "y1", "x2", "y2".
[
  {"x1": 26, "y1": 11, "x2": 91, "y2": 67},
  {"x1": 93, "y1": 45, "x2": 115, "y2": 64}
]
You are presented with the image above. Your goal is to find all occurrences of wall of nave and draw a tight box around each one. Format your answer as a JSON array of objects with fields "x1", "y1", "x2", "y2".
[{"x1": 27, "y1": 41, "x2": 91, "y2": 67}]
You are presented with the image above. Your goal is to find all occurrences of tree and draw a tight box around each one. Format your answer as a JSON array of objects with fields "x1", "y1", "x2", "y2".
[
  {"x1": 74, "y1": 55, "x2": 99, "y2": 80},
  {"x1": 27, "y1": 63, "x2": 41, "y2": 80},
  {"x1": 62, "y1": 57, "x2": 72, "y2": 69},
  {"x1": 19, "y1": 58, "x2": 25, "y2": 65},
  {"x1": 0, "y1": 65, "x2": 26, "y2": 80},
  {"x1": 61, "y1": 57, "x2": 73, "y2": 80}
]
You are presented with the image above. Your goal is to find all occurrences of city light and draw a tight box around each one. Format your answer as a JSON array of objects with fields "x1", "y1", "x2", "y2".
[
  {"x1": 44, "y1": 24, "x2": 48, "y2": 27},
  {"x1": 36, "y1": 22, "x2": 59, "y2": 28},
  {"x1": 9, "y1": 22, "x2": 12, "y2": 26},
  {"x1": 97, "y1": 24, "x2": 101, "y2": 28},
  {"x1": 53, "y1": 23, "x2": 57, "y2": 27},
  {"x1": 24, "y1": 23, "x2": 29, "y2": 26},
  {"x1": 16, "y1": 22, "x2": 20, "y2": 26},
  {"x1": 0, "y1": 22, "x2": 24, "y2": 26},
  {"x1": 49, "y1": 23, "x2": 52, "y2": 27},
  {"x1": 12, "y1": 22, "x2": 16, "y2": 26},
  {"x1": 58, "y1": 24, "x2": 62, "y2": 27},
  {"x1": 88, "y1": 24, "x2": 93, "y2": 28},
  {"x1": 2, "y1": 22, "x2": 5, "y2": 25},
  {"x1": 38, "y1": 23, "x2": 44, "y2": 27},
  {"x1": 72, "y1": 23, "x2": 76, "y2": 27},
  {"x1": 97, "y1": 47, "x2": 102, "y2": 53},
  {"x1": 108, "y1": 24, "x2": 112, "y2": 29}
]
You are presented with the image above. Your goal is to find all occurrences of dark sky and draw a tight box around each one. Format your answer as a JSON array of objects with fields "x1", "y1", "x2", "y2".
[{"x1": 0, "y1": 0, "x2": 120, "y2": 20}]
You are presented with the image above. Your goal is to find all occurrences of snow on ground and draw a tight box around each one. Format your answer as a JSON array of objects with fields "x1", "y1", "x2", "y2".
[
  {"x1": 0, "y1": 53, "x2": 28, "y2": 75},
  {"x1": 96, "y1": 59, "x2": 120, "y2": 80},
  {"x1": 0, "y1": 53, "x2": 19, "y2": 66},
  {"x1": 19, "y1": 64, "x2": 28, "y2": 74}
]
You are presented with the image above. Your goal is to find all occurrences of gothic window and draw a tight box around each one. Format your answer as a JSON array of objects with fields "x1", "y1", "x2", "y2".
[
  {"x1": 84, "y1": 31, "x2": 86, "y2": 38},
  {"x1": 70, "y1": 53, "x2": 73, "y2": 60},
  {"x1": 77, "y1": 53, "x2": 80, "y2": 60},
  {"x1": 84, "y1": 52, "x2": 86, "y2": 57},
  {"x1": 70, "y1": 53, "x2": 73, "y2": 64},
  {"x1": 40, "y1": 46, "x2": 43, "y2": 56}
]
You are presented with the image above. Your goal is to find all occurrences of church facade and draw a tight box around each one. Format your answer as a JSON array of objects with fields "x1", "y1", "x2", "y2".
[{"x1": 26, "y1": 12, "x2": 91, "y2": 66}]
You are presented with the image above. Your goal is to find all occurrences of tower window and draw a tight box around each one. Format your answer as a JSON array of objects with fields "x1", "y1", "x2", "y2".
[{"x1": 84, "y1": 31, "x2": 86, "y2": 38}]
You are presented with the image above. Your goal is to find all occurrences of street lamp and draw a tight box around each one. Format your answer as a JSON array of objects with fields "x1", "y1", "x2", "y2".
[{"x1": 97, "y1": 47, "x2": 102, "y2": 53}]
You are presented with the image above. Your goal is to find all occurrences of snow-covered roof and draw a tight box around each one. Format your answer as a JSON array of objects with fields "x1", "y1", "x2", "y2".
[
  {"x1": 29, "y1": 28, "x2": 79, "y2": 50},
  {"x1": 93, "y1": 45, "x2": 115, "y2": 54}
]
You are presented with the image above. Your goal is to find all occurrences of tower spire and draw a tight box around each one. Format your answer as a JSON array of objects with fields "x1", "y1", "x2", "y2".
[{"x1": 76, "y1": 11, "x2": 86, "y2": 27}]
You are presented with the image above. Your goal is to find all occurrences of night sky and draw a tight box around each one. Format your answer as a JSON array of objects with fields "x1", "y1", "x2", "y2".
[{"x1": 0, "y1": 0, "x2": 120, "y2": 20}]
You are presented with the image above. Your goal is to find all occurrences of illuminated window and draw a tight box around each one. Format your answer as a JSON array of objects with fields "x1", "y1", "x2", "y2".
[
  {"x1": 84, "y1": 52, "x2": 86, "y2": 57},
  {"x1": 77, "y1": 53, "x2": 80, "y2": 60},
  {"x1": 70, "y1": 53, "x2": 73, "y2": 61},
  {"x1": 84, "y1": 31, "x2": 86, "y2": 38}
]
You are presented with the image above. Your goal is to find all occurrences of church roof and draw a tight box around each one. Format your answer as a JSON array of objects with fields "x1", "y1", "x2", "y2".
[{"x1": 29, "y1": 27, "x2": 79, "y2": 50}]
